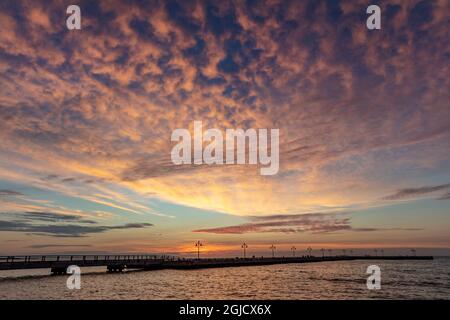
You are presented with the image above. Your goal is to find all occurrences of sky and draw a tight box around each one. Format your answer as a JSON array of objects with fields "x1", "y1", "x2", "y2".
[{"x1": 0, "y1": 0, "x2": 449, "y2": 257}]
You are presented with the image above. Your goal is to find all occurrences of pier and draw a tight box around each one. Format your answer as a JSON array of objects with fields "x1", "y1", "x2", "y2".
[{"x1": 0, "y1": 254, "x2": 433, "y2": 275}]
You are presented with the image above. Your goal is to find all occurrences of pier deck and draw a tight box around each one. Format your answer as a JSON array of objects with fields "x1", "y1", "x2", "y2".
[{"x1": 0, "y1": 254, "x2": 433, "y2": 274}]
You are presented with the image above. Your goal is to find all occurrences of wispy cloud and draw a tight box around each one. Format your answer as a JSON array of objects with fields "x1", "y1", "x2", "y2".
[
  {"x1": 28, "y1": 244, "x2": 92, "y2": 249},
  {"x1": 193, "y1": 212, "x2": 423, "y2": 235},
  {"x1": 0, "y1": 220, "x2": 153, "y2": 237},
  {"x1": 0, "y1": 210, "x2": 153, "y2": 237},
  {"x1": 14, "y1": 211, "x2": 96, "y2": 224},
  {"x1": 0, "y1": 189, "x2": 24, "y2": 196},
  {"x1": 383, "y1": 183, "x2": 450, "y2": 200},
  {"x1": 437, "y1": 192, "x2": 450, "y2": 200}
]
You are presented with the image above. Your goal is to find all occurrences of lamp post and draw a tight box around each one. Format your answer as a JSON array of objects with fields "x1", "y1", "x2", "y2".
[
  {"x1": 270, "y1": 245, "x2": 276, "y2": 258},
  {"x1": 291, "y1": 246, "x2": 296, "y2": 257},
  {"x1": 241, "y1": 243, "x2": 248, "y2": 259},
  {"x1": 374, "y1": 249, "x2": 378, "y2": 257},
  {"x1": 195, "y1": 241, "x2": 203, "y2": 259},
  {"x1": 320, "y1": 248, "x2": 325, "y2": 258}
]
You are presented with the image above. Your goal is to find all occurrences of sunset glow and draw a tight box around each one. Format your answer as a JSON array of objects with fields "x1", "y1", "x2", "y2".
[{"x1": 0, "y1": 0, "x2": 449, "y2": 257}]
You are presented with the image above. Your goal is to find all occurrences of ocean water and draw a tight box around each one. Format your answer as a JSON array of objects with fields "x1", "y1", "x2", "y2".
[{"x1": 0, "y1": 257, "x2": 449, "y2": 299}]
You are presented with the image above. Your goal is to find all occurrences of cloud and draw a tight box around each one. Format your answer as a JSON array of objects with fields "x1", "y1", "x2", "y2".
[
  {"x1": 0, "y1": 0, "x2": 449, "y2": 219},
  {"x1": 383, "y1": 183, "x2": 450, "y2": 200},
  {"x1": 0, "y1": 220, "x2": 153, "y2": 237},
  {"x1": 437, "y1": 192, "x2": 450, "y2": 200},
  {"x1": 0, "y1": 210, "x2": 153, "y2": 237},
  {"x1": 18, "y1": 211, "x2": 97, "y2": 224},
  {"x1": 247, "y1": 212, "x2": 345, "y2": 222},
  {"x1": 0, "y1": 189, "x2": 24, "y2": 196},
  {"x1": 193, "y1": 212, "x2": 423, "y2": 234},
  {"x1": 28, "y1": 244, "x2": 92, "y2": 249}
]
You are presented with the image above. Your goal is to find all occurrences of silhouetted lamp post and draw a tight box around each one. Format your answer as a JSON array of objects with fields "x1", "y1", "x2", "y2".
[
  {"x1": 195, "y1": 241, "x2": 203, "y2": 259},
  {"x1": 320, "y1": 248, "x2": 325, "y2": 258},
  {"x1": 241, "y1": 243, "x2": 248, "y2": 259},
  {"x1": 291, "y1": 246, "x2": 296, "y2": 257},
  {"x1": 270, "y1": 245, "x2": 276, "y2": 258},
  {"x1": 374, "y1": 249, "x2": 378, "y2": 257}
]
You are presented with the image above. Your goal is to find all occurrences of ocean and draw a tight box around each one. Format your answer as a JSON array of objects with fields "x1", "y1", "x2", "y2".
[{"x1": 0, "y1": 257, "x2": 449, "y2": 299}]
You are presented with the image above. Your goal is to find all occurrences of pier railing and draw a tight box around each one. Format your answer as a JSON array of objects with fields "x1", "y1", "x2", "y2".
[{"x1": 0, "y1": 254, "x2": 174, "y2": 263}]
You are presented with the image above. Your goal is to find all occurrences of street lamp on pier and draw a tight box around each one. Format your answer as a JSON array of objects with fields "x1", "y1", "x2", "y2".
[
  {"x1": 195, "y1": 241, "x2": 203, "y2": 259},
  {"x1": 291, "y1": 246, "x2": 296, "y2": 257},
  {"x1": 241, "y1": 243, "x2": 248, "y2": 259},
  {"x1": 270, "y1": 245, "x2": 276, "y2": 258}
]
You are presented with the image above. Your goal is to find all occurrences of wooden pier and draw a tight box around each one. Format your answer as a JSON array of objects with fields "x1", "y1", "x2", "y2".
[{"x1": 0, "y1": 254, "x2": 433, "y2": 275}]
